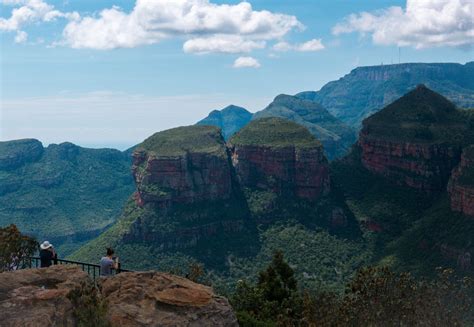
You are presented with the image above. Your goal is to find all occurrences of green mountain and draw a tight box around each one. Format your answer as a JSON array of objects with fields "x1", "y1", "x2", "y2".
[
  {"x1": 297, "y1": 62, "x2": 474, "y2": 128},
  {"x1": 332, "y1": 86, "x2": 474, "y2": 277},
  {"x1": 196, "y1": 105, "x2": 253, "y2": 140},
  {"x1": 252, "y1": 94, "x2": 356, "y2": 160},
  {"x1": 0, "y1": 139, "x2": 134, "y2": 255}
]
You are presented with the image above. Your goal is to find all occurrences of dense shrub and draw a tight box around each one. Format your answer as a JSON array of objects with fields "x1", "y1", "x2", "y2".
[{"x1": 0, "y1": 224, "x2": 38, "y2": 272}]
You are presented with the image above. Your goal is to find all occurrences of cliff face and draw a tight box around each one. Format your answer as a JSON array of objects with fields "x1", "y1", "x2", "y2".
[
  {"x1": 358, "y1": 85, "x2": 474, "y2": 193},
  {"x1": 230, "y1": 118, "x2": 330, "y2": 200},
  {"x1": 296, "y1": 62, "x2": 474, "y2": 128},
  {"x1": 448, "y1": 146, "x2": 474, "y2": 217},
  {"x1": 123, "y1": 126, "x2": 249, "y2": 254}
]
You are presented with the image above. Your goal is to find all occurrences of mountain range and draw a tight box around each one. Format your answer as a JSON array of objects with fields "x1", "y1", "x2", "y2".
[{"x1": 1, "y1": 62, "x2": 474, "y2": 292}]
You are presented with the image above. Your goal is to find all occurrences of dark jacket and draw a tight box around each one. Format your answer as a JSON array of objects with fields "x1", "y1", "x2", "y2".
[{"x1": 39, "y1": 249, "x2": 55, "y2": 267}]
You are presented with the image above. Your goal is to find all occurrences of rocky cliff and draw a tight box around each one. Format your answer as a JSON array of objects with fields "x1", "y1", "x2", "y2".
[
  {"x1": 230, "y1": 117, "x2": 330, "y2": 201},
  {"x1": 448, "y1": 146, "x2": 474, "y2": 217},
  {"x1": 297, "y1": 62, "x2": 474, "y2": 128},
  {"x1": 196, "y1": 105, "x2": 253, "y2": 140},
  {"x1": 0, "y1": 266, "x2": 237, "y2": 327},
  {"x1": 358, "y1": 85, "x2": 474, "y2": 193},
  {"x1": 125, "y1": 126, "x2": 251, "y2": 257},
  {"x1": 72, "y1": 119, "x2": 356, "y2": 274},
  {"x1": 0, "y1": 139, "x2": 134, "y2": 256}
]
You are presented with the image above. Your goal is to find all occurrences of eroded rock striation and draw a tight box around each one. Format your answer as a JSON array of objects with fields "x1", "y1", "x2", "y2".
[
  {"x1": 358, "y1": 85, "x2": 474, "y2": 193},
  {"x1": 230, "y1": 117, "x2": 330, "y2": 201},
  {"x1": 448, "y1": 146, "x2": 474, "y2": 217},
  {"x1": 102, "y1": 271, "x2": 238, "y2": 327}
]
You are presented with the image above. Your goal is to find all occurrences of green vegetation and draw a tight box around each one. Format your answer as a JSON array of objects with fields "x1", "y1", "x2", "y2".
[
  {"x1": 196, "y1": 105, "x2": 253, "y2": 140},
  {"x1": 0, "y1": 141, "x2": 134, "y2": 256},
  {"x1": 232, "y1": 253, "x2": 473, "y2": 326},
  {"x1": 251, "y1": 95, "x2": 355, "y2": 159},
  {"x1": 68, "y1": 281, "x2": 110, "y2": 327},
  {"x1": 362, "y1": 85, "x2": 474, "y2": 144},
  {"x1": 458, "y1": 145, "x2": 474, "y2": 186},
  {"x1": 137, "y1": 125, "x2": 227, "y2": 157},
  {"x1": 231, "y1": 117, "x2": 322, "y2": 149},
  {"x1": 0, "y1": 224, "x2": 38, "y2": 272},
  {"x1": 296, "y1": 62, "x2": 474, "y2": 128}
]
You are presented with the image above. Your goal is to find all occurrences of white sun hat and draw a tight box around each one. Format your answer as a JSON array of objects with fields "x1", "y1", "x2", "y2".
[{"x1": 40, "y1": 241, "x2": 53, "y2": 250}]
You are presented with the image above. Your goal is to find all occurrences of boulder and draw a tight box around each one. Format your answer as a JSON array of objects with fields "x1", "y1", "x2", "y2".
[
  {"x1": 0, "y1": 265, "x2": 89, "y2": 327},
  {"x1": 101, "y1": 271, "x2": 238, "y2": 327}
]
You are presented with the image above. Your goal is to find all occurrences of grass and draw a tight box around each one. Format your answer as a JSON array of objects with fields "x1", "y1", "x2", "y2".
[
  {"x1": 137, "y1": 125, "x2": 227, "y2": 157},
  {"x1": 230, "y1": 117, "x2": 322, "y2": 149}
]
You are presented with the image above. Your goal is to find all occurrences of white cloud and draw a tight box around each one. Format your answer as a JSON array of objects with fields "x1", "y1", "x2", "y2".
[
  {"x1": 60, "y1": 0, "x2": 303, "y2": 51},
  {"x1": 233, "y1": 56, "x2": 261, "y2": 68},
  {"x1": 0, "y1": 0, "x2": 79, "y2": 41},
  {"x1": 14, "y1": 30, "x2": 27, "y2": 42},
  {"x1": 273, "y1": 38, "x2": 325, "y2": 52},
  {"x1": 333, "y1": 0, "x2": 474, "y2": 48},
  {"x1": 183, "y1": 35, "x2": 265, "y2": 54}
]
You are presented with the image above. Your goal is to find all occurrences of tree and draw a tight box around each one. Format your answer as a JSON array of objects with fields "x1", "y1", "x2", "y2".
[
  {"x1": 232, "y1": 251, "x2": 302, "y2": 326},
  {"x1": 0, "y1": 224, "x2": 38, "y2": 272}
]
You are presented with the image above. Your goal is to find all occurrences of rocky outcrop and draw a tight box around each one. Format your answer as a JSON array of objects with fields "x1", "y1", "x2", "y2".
[
  {"x1": 231, "y1": 145, "x2": 330, "y2": 200},
  {"x1": 359, "y1": 135, "x2": 461, "y2": 192},
  {"x1": 101, "y1": 271, "x2": 238, "y2": 327},
  {"x1": 358, "y1": 85, "x2": 474, "y2": 193},
  {"x1": 0, "y1": 266, "x2": 237, "y2": 327},
  {"x1": 448, "y1": 146, "x2": 474, "y2": 217},
  {"x1": 230, "y1": 117, "x2": 330, "y2": 201},
  {"x1": 0, "y1": 265, "x2": 90, "y2": 327}
]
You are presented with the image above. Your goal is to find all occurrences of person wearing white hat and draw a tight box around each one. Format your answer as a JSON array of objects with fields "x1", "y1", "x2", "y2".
[{"x1": 39, "y1": 241, "x2": 57, "y2": 268}]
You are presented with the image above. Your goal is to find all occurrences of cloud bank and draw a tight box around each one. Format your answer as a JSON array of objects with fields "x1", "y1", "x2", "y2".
[
  {"x1": 273, "y1": 38, "x2": 325, "y2": 52},
  {"x1": 61, "y1": 0, "x2": 303, "y2": 52},
  {"x1": 333, "y1": 0, "x2": 474, "y2": 48}
]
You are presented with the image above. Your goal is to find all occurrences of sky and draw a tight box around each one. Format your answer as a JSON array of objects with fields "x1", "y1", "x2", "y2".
[{"x1": 1, "y1": 0, "x2": 473, "y2": 149}]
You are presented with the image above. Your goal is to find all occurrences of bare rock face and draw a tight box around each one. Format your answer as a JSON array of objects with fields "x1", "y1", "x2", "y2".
[
  {"x1": 359, "y1": 135, "x2": 461, "y2": 192},
  {"x1": 230, "y1": 117, "x2": 330, "y2": 201},
  {"x1": 132, "y1": 125, "x2": 234, "y2": 206},
  {"x1": 358, "y1": 85, "x2": 474, "y2": 193},
  {"x1": 448, "y1": 146, "x2": 474, "y2": 217},
  {"x1": 101, "y1": 271, "x2": 238, "y2": 327},
  {"x1": 0, "y1": 265, "x2": 89, "y2": 327}
]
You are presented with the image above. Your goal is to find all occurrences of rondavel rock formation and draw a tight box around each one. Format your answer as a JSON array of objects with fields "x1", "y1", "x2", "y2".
[
  {"x1": 358, "y1": 85, "x2": 474, "y2": 193},
  {"x1": 0, "y1": 265, "x2": 237, "y2": 327},
  {"x1": 70, "y1": 117, "x2": 351, "y2": 270},
  {"x1": 448, "y1": 145, "x2": 474, "y2": 217}
]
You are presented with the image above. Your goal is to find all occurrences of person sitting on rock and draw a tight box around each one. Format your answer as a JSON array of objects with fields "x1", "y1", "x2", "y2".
[
  {"x1": 39, "y1": 241, "x2": 57, "y2": 268},
  {"x1": 100, "y1": 248, "x2": 119, "y2": 277}
]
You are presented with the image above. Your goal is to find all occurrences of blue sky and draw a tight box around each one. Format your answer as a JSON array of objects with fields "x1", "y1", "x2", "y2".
[{"x1": 1, "y1": 0, "x2": 473, "y2": 149}]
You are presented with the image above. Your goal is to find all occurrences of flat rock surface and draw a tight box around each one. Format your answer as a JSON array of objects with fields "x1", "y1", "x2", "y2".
[
  {"x1": 101, "y1": 271, "x2": 238, "y2": 327},
  {"x1": 0, "y1": 265, "x2": 89, "y2": 327}
]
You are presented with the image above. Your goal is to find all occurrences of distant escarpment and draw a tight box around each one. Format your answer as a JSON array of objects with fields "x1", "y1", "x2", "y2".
[
  {"x1": 297, "y1": 62, "x2": 474, "y2": 128},
  {"x1": 253, "y1": 94, "x2": 356, "y2": 160},
  {"x1": 448, "y1": 146, "x2": 474, "y2": 217},
  {"x1": 72, "y1": 118, "x2": 356, "y2": 273},
  {"x1": 0, "y1": 139, "x2": 134, "y2": 255},
  {"x1": 196, "y1": 105, "x2": 253, "y2": 140},
  {"x1": 358, "y1": 85, "x2": 474, "y2": 193}
]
